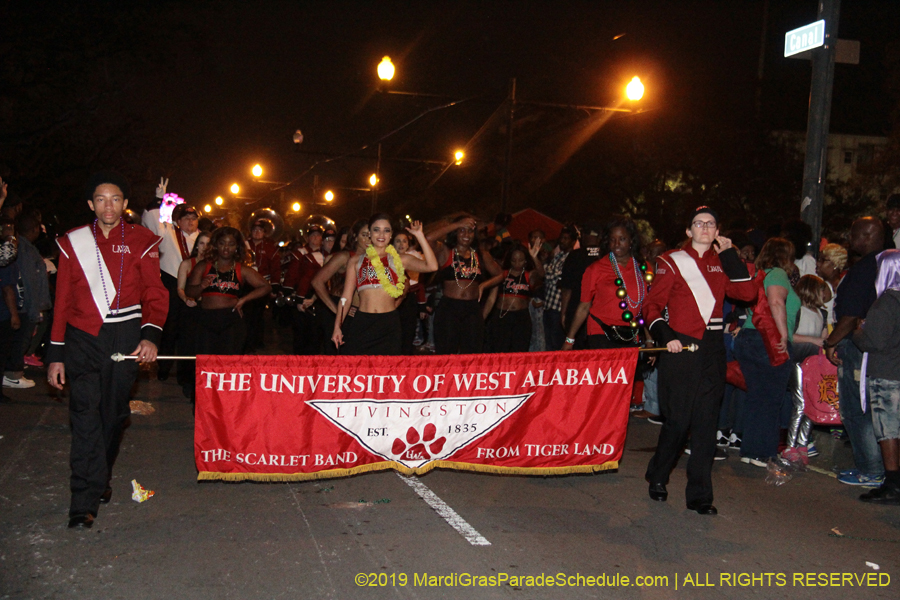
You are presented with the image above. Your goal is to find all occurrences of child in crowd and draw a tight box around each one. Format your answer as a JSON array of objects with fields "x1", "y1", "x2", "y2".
[{"x1": 782, "y1": 275, "x2": 831, "y2": 464}]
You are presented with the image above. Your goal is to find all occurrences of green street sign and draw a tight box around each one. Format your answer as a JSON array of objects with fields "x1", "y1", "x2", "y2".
[{"x1": 784, "y1": 20, "x2": 826, "y2": 57}]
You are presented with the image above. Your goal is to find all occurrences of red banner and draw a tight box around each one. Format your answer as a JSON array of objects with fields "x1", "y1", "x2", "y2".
[{"x1": 194, "y1": 348, "x2": 638, "y2": 482}]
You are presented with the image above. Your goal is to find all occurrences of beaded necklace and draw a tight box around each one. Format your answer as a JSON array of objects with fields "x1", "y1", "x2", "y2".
[
  {"x1": 93, "y1": 218, "x2": 126, "y2": 316},
  {"x1": 610, "y1": 253, "x2": 652, "y2": 328},
  {"x1": 452, "y1": 248, "x2": 479, "y2": 290}
]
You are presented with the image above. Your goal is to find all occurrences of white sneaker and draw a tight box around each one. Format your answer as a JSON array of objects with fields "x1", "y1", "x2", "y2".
[
  {"x1": 3, "y1": 376, "x2": 35, "y2": 389},
  {"x1": 740, "y1": 456, "x2": 767, "y2": 468}
]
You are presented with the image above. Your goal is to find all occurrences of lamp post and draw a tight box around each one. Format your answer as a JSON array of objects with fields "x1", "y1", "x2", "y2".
[{"x1": 377, "y1": 57, "x2": 646, "y2": 214}]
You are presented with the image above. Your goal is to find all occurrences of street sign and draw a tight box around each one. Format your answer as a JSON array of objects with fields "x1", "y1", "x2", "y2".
[{"x1": 784, "y1": 20, "x2": 826, "y2": 57}]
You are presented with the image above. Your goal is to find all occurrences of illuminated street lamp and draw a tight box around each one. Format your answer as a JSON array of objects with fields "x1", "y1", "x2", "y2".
[
  {"x1": 454, "y1": 150, "x2": 465, "y2": 165},
  {"x1": 251, "y1": 164, "x2": 263, "y2": 178},
  {"x1": 230, "y1": 183, "x2": 240, "y2": 194},
  {"x1": 369, "y1": 174, "x2": 378, "y2": 187},
  {"x1": 292, "y1": 202, "x2": 301, "y2": 212},
  {"x1": 215, "y1": 196, "x2": 224, "y2": 206},
  {"x1": 377, "y1": 56, "x2": 395, "y2": 82},
  {"x1": 324, "y1": 190, "x2": 334, "y2": 202},
  {"x1": 203, "y1": 204, "x2": 212, "y2": 213},
  {"x1": 626, "y1": 76, "x2": 645, "y2": 101}
]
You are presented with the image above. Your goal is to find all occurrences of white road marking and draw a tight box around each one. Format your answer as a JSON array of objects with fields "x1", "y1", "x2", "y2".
[
  {"x1": 398, "y1": 474, "x2": 491, "y2": 546},
  {"x1": 287, "y1": 484, "x2": 337, "y2": 598}
]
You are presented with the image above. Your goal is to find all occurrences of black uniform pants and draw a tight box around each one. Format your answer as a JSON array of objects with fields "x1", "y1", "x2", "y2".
[
  {"x1": 434, "y1": 297, "x2": 484, "y2": 354},
  {"x1": 157, "y1": 272, "x2": 181, "y2": 379},
  {"x1": 646, "y1": 329, "x2": 725, "y2": 506},
  {"x1": 242, "y1": 296, "x2": 266, "y2": 352},
  {"x1": 65, "y1": 321, "x2": 139, "y2": 518},
  {"x1": 291, "y1": 306, "x2": 321, "y2": 355}
]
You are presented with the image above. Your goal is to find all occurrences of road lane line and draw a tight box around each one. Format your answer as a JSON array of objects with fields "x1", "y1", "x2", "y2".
[
  {"x1": 398, "y1": 474, "x2": 491, "y2": 546},
  {"x1": 286, "y1": 484, "x2": 337, "y2": 598}
]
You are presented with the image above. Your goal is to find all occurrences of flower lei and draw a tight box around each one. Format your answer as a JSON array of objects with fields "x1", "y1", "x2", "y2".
[{"x1": 365, "y1": 244, "x2": 406, "y2": 298}]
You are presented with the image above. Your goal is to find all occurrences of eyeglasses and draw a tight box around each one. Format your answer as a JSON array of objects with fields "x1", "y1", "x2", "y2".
[{"x1": 691, "y1": 220, "x2": 717, "y2": 229}]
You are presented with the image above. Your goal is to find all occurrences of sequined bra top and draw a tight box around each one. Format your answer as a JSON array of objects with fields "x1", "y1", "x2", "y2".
[{"x1": 357, "y1": 253, "x2": 399, "y2": 292}]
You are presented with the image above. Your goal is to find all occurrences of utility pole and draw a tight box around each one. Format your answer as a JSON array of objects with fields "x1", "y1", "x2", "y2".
[
  {"x1": 800, "y1": 0, "x2": 840, "y2": 252},
  {"x1": 500, "y1": 78, "x2": 516, "y2": 215}
]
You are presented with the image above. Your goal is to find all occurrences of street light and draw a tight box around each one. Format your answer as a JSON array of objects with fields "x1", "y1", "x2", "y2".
[
  {"x1": 626, "y1": 76, "x2": 644, "y2": 101},
  {"x1": 215, "y1": 196, "x2": 224, "y2": 206},
  {"x1": 252, "y1": 164, "x2": 263, "y2": 178},
  {"x1": 292, "y1": 202, "x2": 301, "y2": 212},
  {"x1": 204, "y1": 204, "x2": 212, "y2": 213},
  {"x1": 454, "y1": 150, "x2": 465, "y2": 165},
  {"x1": 324, "y1": 190, "x2": 334, "y2": 202},
  {"x1": 369, "y1": 174, "x2": 378, "y2": 187},
  {"x1": 230, "y1": 183, "x2": 240, "y2": 194},
  {"x1": 377, "y1": 56, "x2": 395, "y2": 82}
]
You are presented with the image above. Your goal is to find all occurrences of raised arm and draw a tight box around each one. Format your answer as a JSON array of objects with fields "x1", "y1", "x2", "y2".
[{"x1": 401, "y1": 221, "x2": 439, "y2": 273}]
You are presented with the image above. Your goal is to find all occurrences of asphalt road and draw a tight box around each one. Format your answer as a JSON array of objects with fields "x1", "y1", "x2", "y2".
[{"x1": 1, "y1": 358, "x2": 898, "y2": 600}]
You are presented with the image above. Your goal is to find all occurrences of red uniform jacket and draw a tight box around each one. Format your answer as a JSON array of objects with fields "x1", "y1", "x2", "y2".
[
  {"x1": 249, "y1": 238, "x2": 282, "y2": 285},
  {"x1": 47, "y1": 223, "x2": 169, "y2": 362},
  {"x1": 282, "y1": 245, "x2": 325, "y2": 298},
  {"x1": 644, "y1": 245, "x2": 756, "y2": 342}
]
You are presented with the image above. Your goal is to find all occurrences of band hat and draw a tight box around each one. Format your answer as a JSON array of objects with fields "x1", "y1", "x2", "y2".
[
  {"x1": 173, "y1": 205, "x2": 200, "y2": 221},
  {"x1": 688, "y1": 205, "x2": 719, "y2": 226},
  {"x1": 323, "y1": 228, "x2": 337, "y2": 238},
  {"x1": 85, "y1": 170, "x2": 131, "y2": 200}
]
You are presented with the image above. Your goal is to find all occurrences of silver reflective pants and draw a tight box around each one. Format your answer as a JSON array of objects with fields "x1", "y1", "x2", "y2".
[{"x1": 786, "y1": 361, "x2": 813, "y2": 447}]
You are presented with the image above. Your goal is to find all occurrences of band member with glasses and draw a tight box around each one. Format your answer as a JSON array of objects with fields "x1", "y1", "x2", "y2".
[{"x1": 643, "y1": 206, "x2": 757, "y2": 516}]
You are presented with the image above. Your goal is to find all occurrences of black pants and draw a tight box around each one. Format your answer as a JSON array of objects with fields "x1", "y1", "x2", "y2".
[
  {"x1": 291, "y1": 306, "x2": 321, "y2": 355},
  {"x1": 242, "y1": 296, "x2": 267, "y2": 352},
  {"x1": 157, "y1": 272, "x2": 181, "y2": 379},
  {"x1": 341, "y1": 311, "x2": 401, "y2": 356},
  {"x1": 178, "y1": 304, "x2": 201, "y2": 396},
  {"x1": 0, "y1": 319, "x2": 15, "y2": 401},
  {"x1": 3, "y1": 313, "x2": 28, "y2": 373},
  {"x1": 65, "y1": 321, "x2": 140, "y2": 518},
  {"x1": 434, "y1": 297, "x2": 484, "y2": 354},
  {"x1": 646, "y1": 329, "x2": 725, "y2": 506},
  {"x1": 397, "y1": 295, "x2": 420, "y2": 355},
  {"x1": 197, "y1": 308, "x2": 246, "y2": 356},
  {"x1": 485, "y1": 308, "x2": 531, "y2": 353}
]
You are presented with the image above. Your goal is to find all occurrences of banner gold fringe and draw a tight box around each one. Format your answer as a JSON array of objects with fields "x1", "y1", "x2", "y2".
[{"x1": 197, "y1": 460, "x2": 619, "y2": 483}]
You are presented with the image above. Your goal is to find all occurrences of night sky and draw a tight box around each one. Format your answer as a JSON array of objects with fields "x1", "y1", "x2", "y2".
[{"x1": 3, "y1": 0, "x2": 898, "y2": 233}]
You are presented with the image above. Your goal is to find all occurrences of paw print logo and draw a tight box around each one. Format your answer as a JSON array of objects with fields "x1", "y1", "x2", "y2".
[{"x1": 391, "y1": 424, "x2": 446, "y2": 461}]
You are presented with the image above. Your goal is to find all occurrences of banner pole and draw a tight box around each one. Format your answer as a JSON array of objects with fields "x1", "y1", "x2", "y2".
[
  {"x1": 111, "y1": 344, "x2": 697, "y2": 362},
  {"x1": 111, "y1": 353, "x2": 197, "y2": 362}
]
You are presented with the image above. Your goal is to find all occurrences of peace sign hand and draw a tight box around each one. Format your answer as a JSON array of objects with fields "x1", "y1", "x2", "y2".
[{"x1": 156, "y1": 177, "x2": 169, "y2": 199}]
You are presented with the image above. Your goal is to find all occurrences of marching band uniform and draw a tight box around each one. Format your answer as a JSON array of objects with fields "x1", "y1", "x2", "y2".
[
  {"x1": 283, "y1": 243, "x2": 326, "y2": 354},
  {"x1": 142, "y1": 205, "x2": 198, "y2": 380},
  {"x1": 48, "y1": 221, "x2": 168, "y2": 524},
  {"x1": 244, "y1": 236, "x2": 281, "y2": 350},
  {"x1": 643, "y1": 236, "x2": 756, "y2": 511}
]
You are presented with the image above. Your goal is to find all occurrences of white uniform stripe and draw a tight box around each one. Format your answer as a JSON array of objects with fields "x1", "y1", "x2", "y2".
[{"x1": 398, "y1": 474, "x2": 491, "y2": 546}]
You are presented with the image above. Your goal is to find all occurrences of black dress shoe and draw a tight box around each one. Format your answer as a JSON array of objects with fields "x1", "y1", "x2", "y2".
[
  {"x1": 686, "y1": 502, "x2": 717, "y2": 515},
  {"x1": 68, "y1": 514, "x2": 94, "y2": 529},
  {"x1": 648, "y1": 483, "x2": 668, "y2": 502},
  {"x1": 859, "y1": 485, "x2": 900, "y2": 505},
  {"x1": 100, "y1": 487, "x2": 112, "y2": 504}
]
